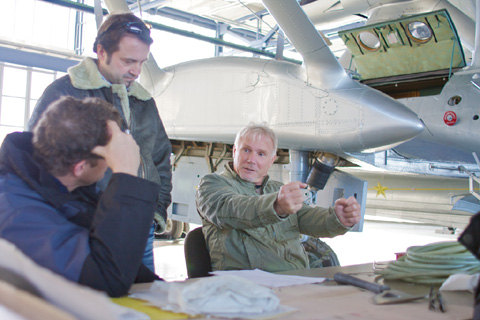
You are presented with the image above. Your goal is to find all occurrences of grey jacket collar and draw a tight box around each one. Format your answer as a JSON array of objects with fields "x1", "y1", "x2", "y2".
[
  {"x1": 67, "y1": 57, "x2": 152, "y2": 101},
  {"x1": 68, "y1": 57, "x2": 152, "y2": 126}
]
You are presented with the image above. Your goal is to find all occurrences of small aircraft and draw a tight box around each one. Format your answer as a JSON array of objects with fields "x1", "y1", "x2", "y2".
[
  {"x1": 105, "y1": 0, "x2": 480, "y2": 237},
  {"x1": 304, "y1": 0, "x2": 480, "y2": 176},
  {"x1": 302, "y1": 0, "x2": 480, "y2": 226},
  {"x1": 104, "y1": 0, "x2": 427, "y2": 237}
]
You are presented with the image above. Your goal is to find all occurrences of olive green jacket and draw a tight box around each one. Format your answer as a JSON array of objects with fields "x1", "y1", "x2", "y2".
[{"x1": 196, "y1": 162, "x2": 350, "y2": 272}]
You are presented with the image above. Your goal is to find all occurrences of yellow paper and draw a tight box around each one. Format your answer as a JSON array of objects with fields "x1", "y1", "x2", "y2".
[{"x1": 111, "y1": 297, "x2": 192, "y2": 320}]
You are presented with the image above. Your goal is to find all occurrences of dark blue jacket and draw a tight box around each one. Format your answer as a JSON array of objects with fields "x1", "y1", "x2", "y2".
[
  {"x1": 27, "y1": 57, "x2": 172, "y2": 225},
  {"x1": 0, "y1": 132, "x2": 161, "y2": 297}
]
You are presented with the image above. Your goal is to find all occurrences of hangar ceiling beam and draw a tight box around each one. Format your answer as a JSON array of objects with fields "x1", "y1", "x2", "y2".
[
  {"x1": 144, "y1": 6, "x2": 217, "y2": 31},
  {"x1": 40, "y1": 0, "x2": 301, "y2": 64},
  {"x1": 0, "y1": 44, "x2": 80, "y2": 72},
  {"x1": 235, "y1": 9, "x2": 269, "y2": 24},
  {"x1": 39, "y1": 0, "x2": 109, "y2": 15},
  {"x1": 145, "y1": 19, "x2": 300, "y2": 64},
  {"x1": 128, "y1": 0, "x2": 168, "y2": 13},
  {"x1": 127, "y1": 1, "x2": 268, "y2": 43}
]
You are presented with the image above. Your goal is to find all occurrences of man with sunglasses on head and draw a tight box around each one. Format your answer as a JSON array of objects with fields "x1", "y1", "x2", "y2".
[
  {"x1": 0, "y1": 96, "x2": 161, "y2": 297},
  {"x1": 28, "y1": 13, "x2": 172, "y2": 273}
]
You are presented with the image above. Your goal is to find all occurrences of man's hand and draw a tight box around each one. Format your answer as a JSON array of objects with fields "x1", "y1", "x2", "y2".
[
  {"x1": 91, "y1": 120, "x2": 140, "y2": 176},
  {"x1": 274, "y1": 181, "x2": 308, "y2": 217},
  {"x1": 334, "y1": 196, "x2": 361, "y2": 227}
]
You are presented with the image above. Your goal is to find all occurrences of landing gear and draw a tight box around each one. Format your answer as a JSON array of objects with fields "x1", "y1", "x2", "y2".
[
  {"x1": 301, "y1": 235, "x2": 340, "y2": 268},
  {"x1": 182, "y1": 222, "x2": 190, "y2": 236},
  {"x1": 155, "y1": 218, "x2": 190, "y2": 240},
  {"x1": 164, "y1": 218, "x2": 184, "y2": 239}
]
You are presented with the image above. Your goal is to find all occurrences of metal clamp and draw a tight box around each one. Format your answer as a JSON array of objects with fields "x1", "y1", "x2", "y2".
[{"x1": 428, "y1": 286, "x2": 446, "y2": 313}]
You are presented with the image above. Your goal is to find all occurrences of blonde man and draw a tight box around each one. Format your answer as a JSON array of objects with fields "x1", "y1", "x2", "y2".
[{"x1": 196, "y1": 123, "x2": 360, "y2": 272}]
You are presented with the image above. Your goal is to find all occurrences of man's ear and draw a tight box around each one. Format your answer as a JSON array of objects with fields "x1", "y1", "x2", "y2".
[
  {"x1": 271, "y1": 154, "x2": 277, "y2": 165},
  {"x1": 72, "y1": 160, "x2": 88, "y2": 178},
  {"x1": 96, "y1": 44, "x2": 107, "y2": 61}
]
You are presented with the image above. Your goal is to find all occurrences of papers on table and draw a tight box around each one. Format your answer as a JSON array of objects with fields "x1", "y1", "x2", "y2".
[
  {"x1": 211, "y1": 268, "x2": 326, "y2": 287},
  {"x1": 130, "y1": 277, "x2": 296, "y2": 319},
  {"x1": 129, "y1": 269, "x2": 326, "y2": 319}
]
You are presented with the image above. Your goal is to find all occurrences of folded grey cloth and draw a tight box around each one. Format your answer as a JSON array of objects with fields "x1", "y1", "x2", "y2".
[{"x1": 168, "y1": 275, "x2": 280, "y2": 314}]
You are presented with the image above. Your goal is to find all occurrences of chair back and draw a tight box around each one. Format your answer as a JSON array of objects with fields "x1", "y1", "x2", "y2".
[{"x1": 184, "y1": 227, "x2": 212, "y2": 278}]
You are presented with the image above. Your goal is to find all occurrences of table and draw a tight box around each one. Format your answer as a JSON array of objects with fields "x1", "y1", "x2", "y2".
[
  {"x1": 273, "y1": 263, "x2": 474, "y2": 320},
  {"x1": 126, "y1": 263, "x2": 475, "y2": 320}
]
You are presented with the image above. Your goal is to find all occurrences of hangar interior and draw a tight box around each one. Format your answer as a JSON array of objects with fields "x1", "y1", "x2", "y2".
[
  {"x1": 0, "y1": 0, "x2": 477, "y2": 279},
  {"x1": 0, "y1": 0, "x2": 323, "y2": 143},
  {"x1": 4, "y1": 0, "x2": 470, "y2": 142}
]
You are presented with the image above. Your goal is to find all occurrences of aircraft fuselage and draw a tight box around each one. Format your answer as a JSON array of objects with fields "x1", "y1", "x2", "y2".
[
  {"x1": 155, "y1": 56, "x2": 424, "y2": 154},
  {"x1": 399, "y1": 68, "x2": 480, "y2": 163}
]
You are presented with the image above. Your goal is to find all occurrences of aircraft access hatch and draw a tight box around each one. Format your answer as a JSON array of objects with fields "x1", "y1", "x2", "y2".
[{"x1": 339, "y1": 9, "x2": 466, "y2": 87}]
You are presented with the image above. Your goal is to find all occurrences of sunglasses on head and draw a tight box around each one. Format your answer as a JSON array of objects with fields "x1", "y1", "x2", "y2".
[
  {"x1": 102, "y1": 21, "x2": 151, "y2": 37},
  {"x1": 123, "y1": 21, "x2": 151, "y2": 35}
]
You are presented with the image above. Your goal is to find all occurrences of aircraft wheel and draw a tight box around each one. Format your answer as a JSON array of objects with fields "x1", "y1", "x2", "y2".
[
  {"x1": 301, "y1": 235, "x2": 340, "y2": 268},
  {"x1": 158, "y1": 218, "x2": 184, "y2": 239},
  {"x1": 181, "y1": 222, "x2": 190, "y2": 238}
]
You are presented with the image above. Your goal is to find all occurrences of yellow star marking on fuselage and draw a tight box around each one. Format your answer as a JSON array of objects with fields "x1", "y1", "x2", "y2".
[{"x1": 373, "y1": 182, "x2": 389, "y2": 198}]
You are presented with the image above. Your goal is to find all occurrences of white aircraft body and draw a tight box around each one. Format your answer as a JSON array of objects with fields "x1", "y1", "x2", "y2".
[
  {"x1": 394, "y1": 70, "x2": 480, "y2": 165},
  {"x1": 323, "y1": 0, "x2": 480, "y2": 178},
  {"x1": 105, "y1": 0, "x2": 422, "y2": 154},
  {"x1": 304, "y1": 0, "x2": 475, "y2": 52},
  {"x1": 299, "y1": 0, "x2": 480, "y2": 226},
  {"x1": 303, "y1": 0, "x2": 480, "y2": 166},
  {"x1": 103, "y1": 0, "x2": 480, "y2": 236}
]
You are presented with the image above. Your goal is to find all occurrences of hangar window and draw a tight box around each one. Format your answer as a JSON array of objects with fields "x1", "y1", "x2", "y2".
[
  {"x1": 406, "y1": 21, "x2": 432, "y2": 44},
  {"x1": 0, "y1": 63, "x2": 63, "y2": 145},
  {"x1": 357, "y1": 31, "x2": 381, "y2": 51}
]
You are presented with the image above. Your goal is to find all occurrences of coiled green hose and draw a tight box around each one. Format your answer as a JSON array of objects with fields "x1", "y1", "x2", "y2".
[{"x1": 375, "y1": 241, "x2": 480, "y2": 284}]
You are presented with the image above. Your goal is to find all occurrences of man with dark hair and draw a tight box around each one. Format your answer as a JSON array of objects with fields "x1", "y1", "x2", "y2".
[
  {"x1": 27, "y1": 13, "x2": 172, "y2": 272},
  {"x1": 196, "y1": 123, "x2": 361, "y2": 272},
  {"x1": 0, "y1": 96, "x2": 161, "y2": 297},
  {"x1": 32, "y1": 97, "x2": 123, "y2": 176}
]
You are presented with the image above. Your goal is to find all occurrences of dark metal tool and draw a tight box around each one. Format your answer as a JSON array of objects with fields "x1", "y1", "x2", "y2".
[
  {"x1": 334, "y1": 272, "x2": 426, "y2": 305},
  {"x1": 428, "y1": 286, "x2": 446, "y2": 312}
]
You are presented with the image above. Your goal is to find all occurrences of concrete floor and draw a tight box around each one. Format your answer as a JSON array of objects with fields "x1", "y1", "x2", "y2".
[
  {"x1": 153, "y1": 219, "x2": 460, "y2": 281},
  {"x1": 154, "y1": 237, "x2": 189, "y2": 281}
]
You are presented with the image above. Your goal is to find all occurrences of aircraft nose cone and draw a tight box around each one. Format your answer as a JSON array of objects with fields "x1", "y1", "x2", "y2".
[
  {"x1": 359, "y1": 89, "x2": 424, "y2": 152},
  {"x1": 334, "y1": 86, "x2": 424, "y2": 153}
]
